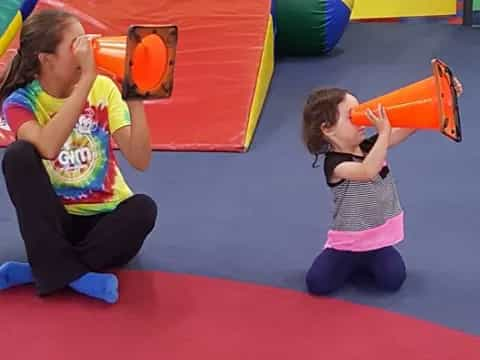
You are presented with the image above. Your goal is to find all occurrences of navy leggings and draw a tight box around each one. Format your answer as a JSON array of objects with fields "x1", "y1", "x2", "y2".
[{"x1": 306, "y1": 246, "x2": 406, "y2": 295}]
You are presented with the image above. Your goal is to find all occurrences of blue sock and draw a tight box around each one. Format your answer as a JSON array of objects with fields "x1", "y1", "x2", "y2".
[
  {"x1": 0, "y1": 261, "x2": 33, "y2": 290},
  {"x1": 69, "y1": 272, "x2": 119, "y2": 304}
]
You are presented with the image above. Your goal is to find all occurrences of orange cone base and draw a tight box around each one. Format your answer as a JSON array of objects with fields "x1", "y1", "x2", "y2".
[
  {"x1": 351, "y1": 58, "x2": 461, "y2": 142},
  {"x1": 123, "y1": 25, "x2": 178, "y2": 100},
  {"x1": 434, "y1": 59, "x2": 461, "y2": 142}
]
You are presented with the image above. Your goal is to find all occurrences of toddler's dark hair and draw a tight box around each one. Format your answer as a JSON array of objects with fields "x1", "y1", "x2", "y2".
[{"x1": 302, "y1": 87, "x2": 349, "y2": 156}]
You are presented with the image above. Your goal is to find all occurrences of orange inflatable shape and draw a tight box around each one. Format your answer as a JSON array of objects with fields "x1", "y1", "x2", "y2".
[
  {"x1": 351, "y1": 58, "x2": 461, "y2": 142},
  {"x1": 91, "y1": 25, "x2": 178, "y2": 99}
]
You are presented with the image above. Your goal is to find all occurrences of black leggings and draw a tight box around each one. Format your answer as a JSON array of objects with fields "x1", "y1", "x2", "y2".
[{"x1": 2, "y1": 140, "x2": 157, "y2": 296}]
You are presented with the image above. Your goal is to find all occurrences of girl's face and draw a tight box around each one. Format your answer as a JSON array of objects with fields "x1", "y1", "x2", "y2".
[
  {"x1": 39, "y1": 19, "x2": 87, "y2": 94},
  {"x1": 326, "y1": 93, "x2": 366, "y2": 150}
]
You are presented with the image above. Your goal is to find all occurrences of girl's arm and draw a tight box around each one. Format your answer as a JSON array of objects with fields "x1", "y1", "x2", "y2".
[
  {"x1": 17, "y1": 74, "x2": 96, "y2": 159},
  {"x1": 16, "y1": 36, "x2": 96, "y2": 159},
  {"x1": 388, "y1": 128, "x2": 417, "y2": 148},
  {"x1": 112, "y1": 100, "x2": 152, "y2": 171},
  {"x1": 333, "y1": 131, "x2": 390, "y2": 182}
]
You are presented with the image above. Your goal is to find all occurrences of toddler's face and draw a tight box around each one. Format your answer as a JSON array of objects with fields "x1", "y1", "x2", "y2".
[{"x1": 333, "y1": 93, "x2": 366, "y2": 147}]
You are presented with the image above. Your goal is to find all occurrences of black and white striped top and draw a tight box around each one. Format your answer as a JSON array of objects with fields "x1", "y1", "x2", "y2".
[{"x1": 323, "y1": 135, "x2": 403, "y2": 233}]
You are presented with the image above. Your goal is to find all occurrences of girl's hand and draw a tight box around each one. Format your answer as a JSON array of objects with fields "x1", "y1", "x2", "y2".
[
  {"x1": 365, "y1": 104, "x2": 391, "y2": 136},
  {"x1": 126, "y1": 99, "x2": 144, "y2": 110},
  {"x1": 72, "y1": 34, "x2": 99, "y2": 79}
]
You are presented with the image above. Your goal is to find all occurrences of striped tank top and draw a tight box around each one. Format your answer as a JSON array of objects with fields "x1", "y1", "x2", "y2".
[{"x1": 322, "y1": 135, "x2": 404, "y2": 252}]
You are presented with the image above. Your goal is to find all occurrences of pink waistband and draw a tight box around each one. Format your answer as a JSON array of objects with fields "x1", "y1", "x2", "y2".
[{"x1": 324, "y1": 212, "x2": 404, "y2": 252}]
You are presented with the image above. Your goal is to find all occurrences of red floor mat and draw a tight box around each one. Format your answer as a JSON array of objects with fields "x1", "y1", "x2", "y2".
[
  {"x1": 0, "y1": 0, "x2": 271, "y2": 151},
  {"x1": 1, "y1": 270, "x2": 479, "y2": 359}
]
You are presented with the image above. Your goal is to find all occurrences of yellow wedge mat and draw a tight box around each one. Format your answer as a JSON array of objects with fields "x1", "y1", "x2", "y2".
[{"x1": 244, "y1": 14, "x2": 275, "y2": 150}]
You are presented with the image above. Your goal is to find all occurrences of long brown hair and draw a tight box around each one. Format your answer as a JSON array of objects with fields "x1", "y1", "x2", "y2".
[
  {"x1": 0, "y1": 9, "x2": 77, "y2": 105},
  {"x1": 302, "y1": 87, "x2": 348, "y2": 156}
]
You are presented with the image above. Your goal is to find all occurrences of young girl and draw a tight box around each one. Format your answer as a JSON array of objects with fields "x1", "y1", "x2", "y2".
[
  {"x1": 302, "y1": 82, "x2": 462, "y2": 295},
  {"x1": 0, "y1": 9, "x2": 157, "y2": 304}
]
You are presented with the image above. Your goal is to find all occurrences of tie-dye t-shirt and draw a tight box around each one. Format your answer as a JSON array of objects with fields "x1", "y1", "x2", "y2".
[{"x1": 1, "y1": 75, "x2": 134, "y2": 215}]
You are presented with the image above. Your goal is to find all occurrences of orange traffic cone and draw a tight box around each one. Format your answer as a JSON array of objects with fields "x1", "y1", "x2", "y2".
[
  {"x1": 351, "y1": 59, "x2": 461, "y2": 142},
  {"x1": 91, "y1": 25, "x2": 178, "y2": 100}
]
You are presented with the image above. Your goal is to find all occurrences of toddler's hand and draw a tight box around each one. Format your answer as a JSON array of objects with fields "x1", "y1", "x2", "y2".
[{"x1": 365, "y1": 104, "x2": 391, "y2": 135}]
